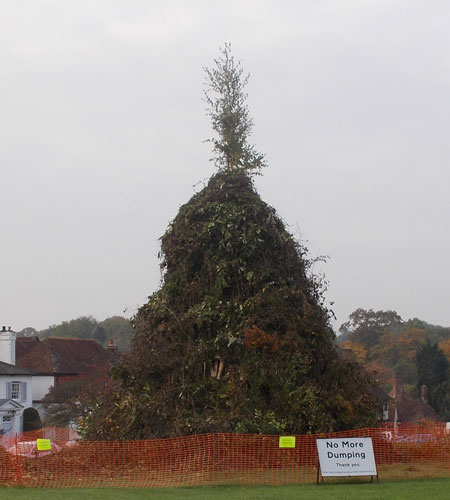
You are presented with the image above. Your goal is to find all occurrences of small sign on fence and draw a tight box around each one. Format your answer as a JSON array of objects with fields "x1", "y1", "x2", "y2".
[
  {"x1": 279, "y1": 436, "x2": 296, "y2": 448},
  {"x1": 36, "y1": 439, "x2": 52, "y2": 451},
  {"x1": 316, "y1": 437, "x2": 377, "y2": 483}
]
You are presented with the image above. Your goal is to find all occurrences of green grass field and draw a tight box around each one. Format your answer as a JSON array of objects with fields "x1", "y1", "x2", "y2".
[{"x1": 0, "y1": 479, "x2": 449, "y2": 500}]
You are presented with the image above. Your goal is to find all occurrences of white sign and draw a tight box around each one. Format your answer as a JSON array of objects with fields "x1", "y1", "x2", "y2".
[{"x1": 316, "y1": 437, "x2": 377, "y2": 477}]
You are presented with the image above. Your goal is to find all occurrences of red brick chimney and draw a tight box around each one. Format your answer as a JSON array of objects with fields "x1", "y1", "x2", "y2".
[{"x1": 107, "y1": 338, "x2": 118, "y2": 355}]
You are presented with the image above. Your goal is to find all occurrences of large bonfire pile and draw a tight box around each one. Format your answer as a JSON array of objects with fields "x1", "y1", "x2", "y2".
[{"x1": 80, "y1": 46, "x2": 378, "y2": 440}]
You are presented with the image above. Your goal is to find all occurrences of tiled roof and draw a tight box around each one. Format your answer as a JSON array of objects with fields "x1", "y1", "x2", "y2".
[
  {"x1": 15, "y1": 336, "x2": 40, "y2": 360},
  {"x1": 16, "y1": 337, "x2": 114, "y2": 376},
  {"x1": 0, "y1": 360, "x2": 35, "y2": 376},
  {"x1": 387, "y1": 392, "x2": 441, "y2": 422}
]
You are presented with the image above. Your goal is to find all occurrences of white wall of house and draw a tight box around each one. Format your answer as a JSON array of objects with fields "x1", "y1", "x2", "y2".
[
  {"x1": 32, "y1": 375, "x2": 55, "y2": 401},
  {"x1": 0, "y1": 374, "x2": 33, "y2": 407},
  {"x1": 0, "y1": 374, "x2": 33, "y2": 435}
]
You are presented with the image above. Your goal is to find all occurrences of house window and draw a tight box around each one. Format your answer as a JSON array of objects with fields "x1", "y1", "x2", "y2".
[
  {"x1": 2, "y1": 416, "x2": 11, "y2": 423},
  {"x1": 11, "y1": 382, "x2": 20, "y2": 400},
  {"x1": 7, "y1": 381, "x2": 27, "y2": 402}
]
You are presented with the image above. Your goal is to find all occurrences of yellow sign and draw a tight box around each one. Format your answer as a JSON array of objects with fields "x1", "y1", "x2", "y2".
[
  {"x1": 279, "y1": 436, "x2": 296, "y2": 448},
  {"x1": 36, "y1": 439, "x2": 52, "y2": 451}
]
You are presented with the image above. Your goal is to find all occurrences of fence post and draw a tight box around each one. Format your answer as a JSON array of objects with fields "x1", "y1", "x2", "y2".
[{"x1": 12, "y1": 433, "x2": 24, "y2": 487}]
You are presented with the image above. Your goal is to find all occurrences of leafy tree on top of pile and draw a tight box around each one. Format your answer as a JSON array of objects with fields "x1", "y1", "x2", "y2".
[
  {"x1": 204, "y1": 43, "x2": 266, "y2": 174},
  {"x1": 79, "y1": 45, "x2": 379, "y2": 440}
]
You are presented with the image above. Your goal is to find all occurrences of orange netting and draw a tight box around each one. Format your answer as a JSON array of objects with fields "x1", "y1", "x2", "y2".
[{"x1": 0, "y1": 423, "x2": 448, "y2": 488}]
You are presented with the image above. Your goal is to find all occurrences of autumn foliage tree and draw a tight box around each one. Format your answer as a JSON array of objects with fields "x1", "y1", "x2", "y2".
[
  {"x1": 339, "y1": 308, "x2": 403, "y2": 348},
  {"x1": 339, "y1": 309, "x2": 450, "y2": 419},
  {"x1": 439, "y1": 338, "x2": 450, "y2": 361},
  {"x1": 80, "y1": 46, "x2": 379, "y2": 440}
]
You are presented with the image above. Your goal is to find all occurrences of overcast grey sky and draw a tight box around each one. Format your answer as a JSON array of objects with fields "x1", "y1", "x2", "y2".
[{"x1": 1, "y1": 0, "x2": 449, "y2": 331}]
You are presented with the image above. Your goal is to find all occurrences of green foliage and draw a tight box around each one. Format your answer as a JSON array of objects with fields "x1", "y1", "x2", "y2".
[
  {"x1": 40, "y1": 316, "x2": 98, "y2": 340},
  {"x1": 38, "y1": 315, "x2": 132, "y2": 351},
  {"x1": 405, "y1": 318, "x2": 450, "y2": 344},
  {"x1": 93, "y1": 326, "x2": 106, "y2": 345},
  {"x1": 339, "y1": 308, "x2": 450, "y2": 419},
  {"x1": 98, "y1": 316, "x2": 133, "y2": 351},
  {"x1": 432, "y1": 380, "x2": 450, "y2": 420},
  {"x1": 81, "y1": 170, "x2": 379, "y2": 439},
  {"x1": 416, "y1": 339, "x2": 449, "y2": 390},
  {"x1": 339, "y1": 308, "x2": 403, "y2": 347},
  {"x1": 18, "y1": 326, "x2": 38, "y2": 337},
  {"x1": 204, "y1": 44, "x2": 266, "y2": 174},
  {"x1": 415, "y1": 339, "x2": 450, "y2": 419}
]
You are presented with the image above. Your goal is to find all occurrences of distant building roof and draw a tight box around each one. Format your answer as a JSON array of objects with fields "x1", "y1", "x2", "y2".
[
  {"x1": 15, "y1": 336, "x2": 40, "y2": 360},
  {"x1": 16, "y1": 337, "x2": 114, "y2": 376},
  {"x1": 387, "y1": 374, "x2": 441, "y2": 422},
  {"x1": 0, "y1": 360, "x2": 35, "y2": 376},
  {"x1": 387, "y1": 392, "x2": 440, "y2": 422}
]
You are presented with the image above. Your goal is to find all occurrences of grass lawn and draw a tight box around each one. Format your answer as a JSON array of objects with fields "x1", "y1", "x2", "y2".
[{"x1": 0, "y1": 478, "x2": 449, "y2": 500}]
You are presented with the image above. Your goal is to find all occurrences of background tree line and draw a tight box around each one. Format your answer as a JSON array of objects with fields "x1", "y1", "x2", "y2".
[
  {"x1": 17, "y1": 315, "x2": 132, "y2": 352},
  {"x1": 338, "y1": 308, "x2": 450, "y2": 420}
]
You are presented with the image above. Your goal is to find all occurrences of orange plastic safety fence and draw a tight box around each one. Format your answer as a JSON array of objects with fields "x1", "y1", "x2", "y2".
[{"x1": 0, "y1": 424, "x2": 448, "y2": 488}]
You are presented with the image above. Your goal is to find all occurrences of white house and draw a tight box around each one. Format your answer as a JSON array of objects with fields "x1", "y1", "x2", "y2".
[
  {"x1": 0, "y1": 326, "x2": 34, "y2": 434},
  {"x1": 0, "y1": 361, "x2": 34, "y2": 435},
  {"x1": 0, "y1": 324, "x2": 117, "y2": 430}
]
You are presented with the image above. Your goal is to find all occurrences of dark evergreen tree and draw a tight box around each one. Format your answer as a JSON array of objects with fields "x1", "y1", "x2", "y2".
[
  {"x1": 416, "y1": 339, "x2": 448, "y2": 391},
  {"x1": 416, "y1": 339, "x2": 450, "y2": 418},
  {"x1": 93, "y1": 326, "x2": 107, "y2": 345}
]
